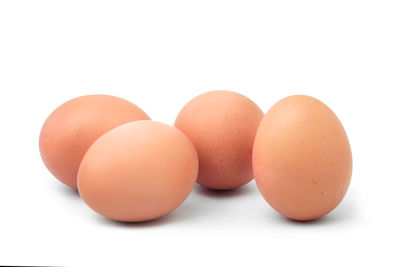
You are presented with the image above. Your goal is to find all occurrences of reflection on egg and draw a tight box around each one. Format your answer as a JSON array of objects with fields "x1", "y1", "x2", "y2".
[
  {"x1": 77, "y1": 121, "x2": 199, "y2": 222},
  {"x1": 253, "y1": 95, "x2": 352, "y2": 221},
  {"x1": 39, "y1": 95, "x2": 150, "y2": 189},
  {"x1": 175, "y1": 90, "x2": 263, "y2": 190}
]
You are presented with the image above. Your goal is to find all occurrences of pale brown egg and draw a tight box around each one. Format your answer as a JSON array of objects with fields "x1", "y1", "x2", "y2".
[
  {"x1": 39, "y1": 95, "x2": 150, "y2": 189},
  {"x1": 174, "y1": 90, "x2": 263, "y2": 190},
  {"x1": 77, "y1": 121, "x2": 199, "y2": 222},
  {"x1": 253, "y1": 95, "x2": 352, "y2": 221}
]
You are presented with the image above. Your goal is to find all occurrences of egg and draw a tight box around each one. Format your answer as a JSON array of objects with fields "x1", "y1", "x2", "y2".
[
  {"x1": 175, "y1": 90, "x2": 263, "y2": 190},
  {"x1": 77, "y1": 121, "x2": 199, "y2": 222},
  {"x1": 253, "y1": 95, "x2": 352, "y2": 221},
  {"x1": 39, "y1": 94, "x2": 150, "y2": 189}
]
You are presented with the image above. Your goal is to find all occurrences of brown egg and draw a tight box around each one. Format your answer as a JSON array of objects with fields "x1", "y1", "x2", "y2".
[
  {"x1": 77, "y1": 121, "x2": 199, "y2": 222},
  {"x1": 39, "y1": 95, "x2": 150, "y2": 189},
  {"x1": 174, "y1": 90, "x2": 263, "y2": 190},
  {"x1": 253, "y1": 95, "x2": 352, "y2": 221}
]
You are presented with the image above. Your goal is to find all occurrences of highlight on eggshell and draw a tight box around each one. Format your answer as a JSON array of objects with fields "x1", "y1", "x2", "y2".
[
  {"x1": 39, "y1": 94, "x2": 150, "y2": 189},
  {"x1": 252, "y1": 95, "x2": 352, "y2": 221},
  {"x1": 174, "y1": 90, "x2": 264, "y2": 190},
  {"x1": 77, "y1": 120, "x2": 199, "y2": 222}
]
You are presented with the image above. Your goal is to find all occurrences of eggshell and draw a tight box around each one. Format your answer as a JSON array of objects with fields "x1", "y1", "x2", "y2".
[
  {"x1": 39, "y1": 95, "x2": 150, "y2": 189},
  {"x1": 253, "y1": 95, "x2": 352, "y2": 221},
  {"x1": 77, "y1": 121, "x2": 199, "y2": 222},
  {"x1": 174, "y1": 90, "x2": 263, "y2": 190}
]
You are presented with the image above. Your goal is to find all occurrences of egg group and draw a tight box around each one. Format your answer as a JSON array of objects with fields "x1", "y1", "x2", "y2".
[{"x1": 39, "y1": 91, "x2": 352, "y2": 223}]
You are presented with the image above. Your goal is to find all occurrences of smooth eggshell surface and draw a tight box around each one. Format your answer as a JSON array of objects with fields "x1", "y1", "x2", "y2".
[
  {"x1": 253, "y1": 95, "x2": 352, "y2": 221},
  {"x1": 175, "y1": 90, "x2": 263, "y2": 190},
  {"x1": 77, "y1": 121, "x2": 199, "y2": 222},
  {"x1": 39, "y1": 95, "x2": 150, "y2": 189}
]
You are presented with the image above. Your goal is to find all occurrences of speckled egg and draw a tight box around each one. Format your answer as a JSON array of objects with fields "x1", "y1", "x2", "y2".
[{"x1": 175, "y1": 90, "x2": 263, "y2": 190}]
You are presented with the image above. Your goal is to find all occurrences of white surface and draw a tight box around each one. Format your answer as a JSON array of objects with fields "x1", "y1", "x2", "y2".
[{"x1": 0, "y1": 0, "x2": 399, "y2": 266}]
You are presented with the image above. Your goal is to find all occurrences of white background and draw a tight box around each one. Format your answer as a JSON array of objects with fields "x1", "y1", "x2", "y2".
[{"x1": 0, "y1": 0, "x2": 399, "y2": 266}]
